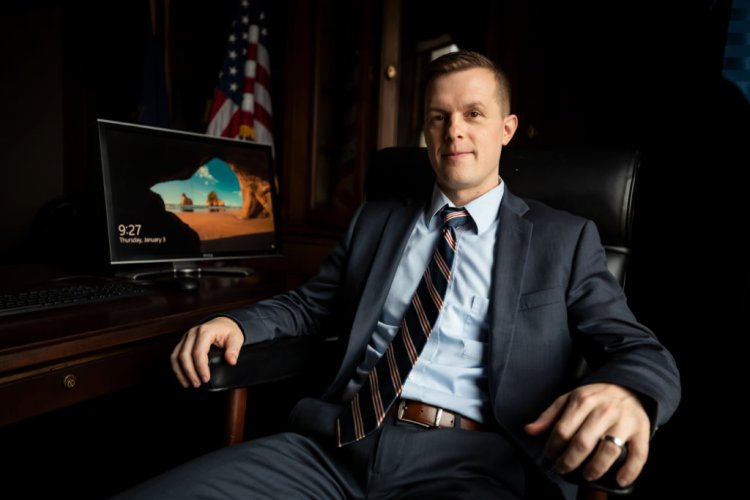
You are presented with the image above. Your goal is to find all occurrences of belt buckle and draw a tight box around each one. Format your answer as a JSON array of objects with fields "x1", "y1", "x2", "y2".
[{"x1": 396, "y1": 400, "x2": 442, "y2": 428}]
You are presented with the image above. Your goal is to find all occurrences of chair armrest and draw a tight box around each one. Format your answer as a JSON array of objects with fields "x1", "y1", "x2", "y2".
[{"x1": 204, "y1": 336, "x2": 321, "y2": 392}]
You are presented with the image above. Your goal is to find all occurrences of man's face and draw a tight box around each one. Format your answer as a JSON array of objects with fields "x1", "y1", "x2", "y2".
[{"x1": 423, "y1": 67, "x2": 518, "y2": 205}]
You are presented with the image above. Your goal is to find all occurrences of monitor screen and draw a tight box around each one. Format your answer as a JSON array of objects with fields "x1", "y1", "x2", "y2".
[{"x1": 97, "y1": 119, "x2": 280, "y2": 272}]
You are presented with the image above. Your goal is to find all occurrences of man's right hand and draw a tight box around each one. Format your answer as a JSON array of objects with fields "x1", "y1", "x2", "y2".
[{"x1": 170, "y1": 316, "x2": 244, "y2": 388}]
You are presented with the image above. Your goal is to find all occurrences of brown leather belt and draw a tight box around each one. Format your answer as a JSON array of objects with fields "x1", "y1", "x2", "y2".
[{"x1": 387, "y1": 399, "x2": 485, "y2": 432}]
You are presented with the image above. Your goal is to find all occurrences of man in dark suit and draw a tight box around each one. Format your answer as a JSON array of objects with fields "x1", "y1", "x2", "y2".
[{"x1": 125, "y1": 50, "x2": 679, "y2": 499}]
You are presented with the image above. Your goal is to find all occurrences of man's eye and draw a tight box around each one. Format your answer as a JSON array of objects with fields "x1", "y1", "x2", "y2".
[
  {"x1": 468, "y1": 110, "x2": 481, "y2": 118},
  {"x1": 430, "y1": 114, "x2": 445, "y2": 122}
]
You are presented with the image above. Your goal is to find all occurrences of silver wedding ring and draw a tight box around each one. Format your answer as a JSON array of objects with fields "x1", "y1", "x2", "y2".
[{"x1": 602, "y1": 434, "x2": 626, "y2": 448}]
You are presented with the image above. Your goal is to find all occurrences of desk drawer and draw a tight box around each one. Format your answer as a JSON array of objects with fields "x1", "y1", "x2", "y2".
[{"x1": 0, "y1": 340, "x2": 174, "y2": 427}]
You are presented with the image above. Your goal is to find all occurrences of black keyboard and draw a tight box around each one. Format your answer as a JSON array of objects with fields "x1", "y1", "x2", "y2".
[{"x1": 0, "y1": 280, "x2": 152, "y2": 318}]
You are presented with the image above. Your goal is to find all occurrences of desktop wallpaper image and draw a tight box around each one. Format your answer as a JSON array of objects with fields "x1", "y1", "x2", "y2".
[{"x1": 150, "y1": 157, "x2": 274, "y2": 244}]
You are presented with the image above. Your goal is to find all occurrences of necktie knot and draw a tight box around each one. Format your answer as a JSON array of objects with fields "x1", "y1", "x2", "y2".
[{"x1": 442, "y1": 207, "x2": 470, "y2": 229}]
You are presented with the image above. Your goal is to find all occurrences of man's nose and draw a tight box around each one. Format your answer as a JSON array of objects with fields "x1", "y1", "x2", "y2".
[{"x1": 445, "y1": 115, "x2": 465, "y2": 141}]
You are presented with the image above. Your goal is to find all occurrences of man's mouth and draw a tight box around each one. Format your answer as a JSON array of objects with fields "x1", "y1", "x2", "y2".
[{"x1": 442, "y1": 150, "x2": 472, "y2": 158}]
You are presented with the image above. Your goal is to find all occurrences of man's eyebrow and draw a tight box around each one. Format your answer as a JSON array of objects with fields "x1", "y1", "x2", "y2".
[
  {"x1": 463, "y1": 101, "x2": 487, "y2": 110},
  {"x1": 425, "y1": 106, "x2": 447, "y2": 113},
  {"x1": 425, "y1": 101, "x2": 488, "y2": 113}
]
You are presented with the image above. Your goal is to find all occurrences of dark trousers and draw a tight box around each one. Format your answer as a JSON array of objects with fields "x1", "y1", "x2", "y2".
[{"x1": 114, "y1": 416, "x2": 531, "y2": 499}]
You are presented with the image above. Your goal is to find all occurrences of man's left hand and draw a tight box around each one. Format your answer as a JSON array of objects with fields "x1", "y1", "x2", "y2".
[{"x1": 524, "y1": 383, "x2": 650, "y2": 488}]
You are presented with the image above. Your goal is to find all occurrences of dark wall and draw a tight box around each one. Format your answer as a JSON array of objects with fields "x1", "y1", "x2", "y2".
[
  {"x1": 490, "y1": 3, "x2": 748, "y2": 497},
  {"x1": 0, "y1": 4, "x2": 64, "y2": 258}
]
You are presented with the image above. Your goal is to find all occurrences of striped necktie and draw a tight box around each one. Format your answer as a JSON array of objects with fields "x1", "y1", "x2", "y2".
[{"x1": 337, "y1": 206, "x2": 471, "y2": 446}]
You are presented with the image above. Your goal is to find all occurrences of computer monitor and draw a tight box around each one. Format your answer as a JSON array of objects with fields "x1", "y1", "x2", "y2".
[{"x1": 97, "y1": 119, "x2": 280, "y2": 279}]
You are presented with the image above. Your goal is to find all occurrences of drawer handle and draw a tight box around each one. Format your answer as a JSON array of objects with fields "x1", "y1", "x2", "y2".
[{"x1": 63, "y1": 374, "x2": 77, "y2": 389}]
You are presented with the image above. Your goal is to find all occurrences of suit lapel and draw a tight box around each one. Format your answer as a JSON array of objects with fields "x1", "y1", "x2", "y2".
[
  {"x1": 488, "y1": 189, "x2": 532, "y2": 399},
  {"x1": 326, "y1": 189, "x2": 532, "y2": 402},
  {"x1": 330, "y1": 201, "x2": 423, "y2": 394}
]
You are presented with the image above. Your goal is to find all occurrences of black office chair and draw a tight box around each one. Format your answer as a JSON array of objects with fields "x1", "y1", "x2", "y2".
[
  {"x1": 365, "y1": 147, "x2": 638, "y2": 289},
  {"x1": 206, "y1": 146, "x2": 642, "y2": 500}
]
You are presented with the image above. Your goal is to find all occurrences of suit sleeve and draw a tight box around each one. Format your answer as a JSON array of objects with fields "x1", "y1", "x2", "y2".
[
  {"x1": 221, "y1": 204, "x2": 365, "y2": 345},
  {"x1": 566, "y1": 220, "x2": 681, "y2": 429}
]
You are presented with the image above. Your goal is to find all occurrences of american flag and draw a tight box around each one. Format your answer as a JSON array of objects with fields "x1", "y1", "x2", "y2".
[{"x1": 206, "y1": 0, "x2": 274, "y2": 154}]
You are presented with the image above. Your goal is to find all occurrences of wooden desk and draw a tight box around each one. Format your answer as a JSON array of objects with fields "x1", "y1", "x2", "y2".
[
  {"x1": 0, "y1": 271, "x2": 282, "y2": 428},
  {"x1": 0, "y1": 265, "x2": 336, "y2": 497}
]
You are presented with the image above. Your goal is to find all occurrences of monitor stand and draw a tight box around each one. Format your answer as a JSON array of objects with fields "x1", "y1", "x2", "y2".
[{"x1": 115, "y1": 261, "x2": 255, "y2": 281}]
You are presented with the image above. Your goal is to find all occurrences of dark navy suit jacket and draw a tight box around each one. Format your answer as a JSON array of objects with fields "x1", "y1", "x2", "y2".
[{"x1": 225, "y1": 187, "x2": 681, "y2": 498}]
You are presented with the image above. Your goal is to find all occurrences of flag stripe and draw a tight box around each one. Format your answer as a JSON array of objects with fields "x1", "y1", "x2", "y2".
[
  {"x1": 206, "y1": 95, "x2": 236, "y2": 136},
  {"x1": 254, "y1": 84, "x2": 273, "y2": 115},
  {"x1": 206, "y1": 0, "x2": 274, "y2": 154},
  {"x1": 256, "y1": 43, "x2": 271, "y2": 74}
]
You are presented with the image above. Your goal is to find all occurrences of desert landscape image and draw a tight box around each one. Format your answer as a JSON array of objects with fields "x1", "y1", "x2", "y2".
[{"x1": 150, "y1": 156, "x2": 274, "y2": 244}]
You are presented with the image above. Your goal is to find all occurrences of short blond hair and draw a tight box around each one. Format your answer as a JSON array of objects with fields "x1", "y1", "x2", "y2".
[{"x1": 423, "y1": 50, "x2": 511, "y2": 115}]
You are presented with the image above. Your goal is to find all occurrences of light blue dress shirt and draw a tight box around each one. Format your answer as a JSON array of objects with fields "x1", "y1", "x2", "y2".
[{"x1": 342, "y1": 181, "x2": 504, "y2": 423}]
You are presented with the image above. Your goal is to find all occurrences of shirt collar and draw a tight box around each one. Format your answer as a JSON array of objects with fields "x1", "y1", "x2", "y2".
[{"x1": 425, "y1": 179, "x2": 505, "y2": 235}]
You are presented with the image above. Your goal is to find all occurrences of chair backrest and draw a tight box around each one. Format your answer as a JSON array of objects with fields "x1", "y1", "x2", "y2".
[{"x1": 366, "y1": 147, "x2": 641, "y2": 289}]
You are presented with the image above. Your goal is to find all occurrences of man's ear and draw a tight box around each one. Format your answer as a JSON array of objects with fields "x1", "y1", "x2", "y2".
[{"x1": 502, "y1": 114, "x2": 519, "y2": 146}]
